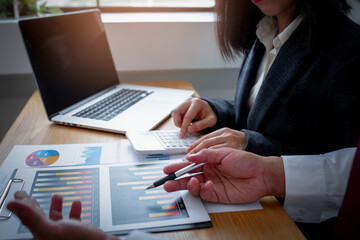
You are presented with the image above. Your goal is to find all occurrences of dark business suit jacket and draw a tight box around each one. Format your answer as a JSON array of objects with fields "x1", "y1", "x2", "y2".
[{"x1": 203, "y1": 13, "x2": 360, "y2": 156}]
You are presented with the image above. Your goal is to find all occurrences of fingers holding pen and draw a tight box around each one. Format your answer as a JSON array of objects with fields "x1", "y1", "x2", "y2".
[
  {"x1": 163, "y1": 158, "x2": 206, "y2": 193},
  {"x1": 163, "y1": 149, "x2": 224, "y2": 177},
  {"x1": 163, "y1": 154, "x2": 208, "y2": 176},
  {"x1": 163, "y1": 161, "x2": 191, "y2": 175},
  {"x1": 187, "y1": 177, "x2": 215, "y2": 198},
  {"x1": 163, "y1": 175, "x2": 205, "y2": 194},
  {"x1": 164, "y1": 177, "x2": 217, "y2": 203}
]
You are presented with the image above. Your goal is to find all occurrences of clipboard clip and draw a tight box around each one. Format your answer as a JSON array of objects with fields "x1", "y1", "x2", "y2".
[{"x1": 0, "y1": 178, "x2": 25, "y2": 220}]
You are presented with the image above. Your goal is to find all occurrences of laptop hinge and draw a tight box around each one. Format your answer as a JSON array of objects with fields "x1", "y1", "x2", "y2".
[{"x1": 50, "y1": 112, "x2": 60, "y2": 119}]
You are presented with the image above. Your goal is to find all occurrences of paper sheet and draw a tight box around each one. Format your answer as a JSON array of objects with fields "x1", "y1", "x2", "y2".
[
  {"x1": 0, "y1": 142, "x2": 118, "y2": 219},
  {"x1": 0, "y1": 140, "x2": 264, "y2": 240},
  {"x1": 1, "y1": 142, "x2": 117, "y2": 169},
  {"x1": 204, "y1": 201, "x2": 262, "y2": 213},
  {"x1": 0, "y1": 163, "x2": 211, "y2": 239}
]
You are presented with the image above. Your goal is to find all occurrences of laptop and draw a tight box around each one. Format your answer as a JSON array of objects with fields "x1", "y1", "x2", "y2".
[{"x1": 18, "y1": 9, "x2": 194, "y2": 134}]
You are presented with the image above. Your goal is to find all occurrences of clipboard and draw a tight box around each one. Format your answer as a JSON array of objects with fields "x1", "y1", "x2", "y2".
[{"x1": 0, "y1": 169, "x2": 25, "y2": 220}]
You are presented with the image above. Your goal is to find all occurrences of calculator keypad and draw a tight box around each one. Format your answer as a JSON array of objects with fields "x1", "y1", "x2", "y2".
[{"x1": 152, "y1": 131, "x2": 199, "y2": 149}]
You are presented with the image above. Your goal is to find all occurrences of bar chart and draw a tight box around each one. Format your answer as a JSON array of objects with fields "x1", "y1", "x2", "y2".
[
  {"x1": 18, "y1": 168, "x2": 100, "y2": 233},
  {"x1": 109, "y1": 164, "x2": 189, "y2": 225}
]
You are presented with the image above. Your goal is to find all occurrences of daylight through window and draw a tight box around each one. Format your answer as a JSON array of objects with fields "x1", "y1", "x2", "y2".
[{"x1": 45, "y1": 0, "x2": 215, "y2": 9}]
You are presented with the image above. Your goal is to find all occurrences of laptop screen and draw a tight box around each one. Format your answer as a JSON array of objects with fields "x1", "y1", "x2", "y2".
[{"x1": 19, "y1": 10, "x2": 119, "y2": 118}]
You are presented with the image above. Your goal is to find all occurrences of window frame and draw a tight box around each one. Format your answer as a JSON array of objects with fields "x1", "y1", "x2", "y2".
[
  {"x1": 60, "y1": 7, "x2": 214, "y2": 13},
  {"x1": 53, "y1": 0, "x2": 215, "y2": 13}
]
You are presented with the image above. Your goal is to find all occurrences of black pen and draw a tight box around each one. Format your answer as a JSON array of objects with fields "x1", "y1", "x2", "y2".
[{"x1": 146, "y1": 162, "x2": 206, "y2": 189}]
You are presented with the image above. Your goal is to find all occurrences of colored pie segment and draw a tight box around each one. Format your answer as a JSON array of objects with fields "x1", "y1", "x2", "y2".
[{"x1": 26, "y1": 150, "x2": 60, "y2": 167}]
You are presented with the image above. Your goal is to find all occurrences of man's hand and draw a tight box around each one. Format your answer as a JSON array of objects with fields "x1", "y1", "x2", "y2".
[{"x1": 163, "y1": 148, "x2": 285, "y2": 204}]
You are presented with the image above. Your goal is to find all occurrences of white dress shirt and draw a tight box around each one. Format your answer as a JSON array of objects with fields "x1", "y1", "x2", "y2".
[
  {"x1": 282, "y1": 148, "x2": 356, "y2": 223},
  {"x1": 247, "y1": 15, "x2": 303, "y2": 108}
]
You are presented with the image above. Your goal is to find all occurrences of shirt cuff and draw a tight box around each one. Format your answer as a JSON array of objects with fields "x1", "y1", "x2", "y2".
[{"x1": 282, "y1": 154, "x2": 326, "y2": 223}]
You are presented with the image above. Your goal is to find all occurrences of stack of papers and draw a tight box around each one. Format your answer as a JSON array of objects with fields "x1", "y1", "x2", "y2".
[{"x1": 0, "y1": 141, "x2": 262, "y2": 239}]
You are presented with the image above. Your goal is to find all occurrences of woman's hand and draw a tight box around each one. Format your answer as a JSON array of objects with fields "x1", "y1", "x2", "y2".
[
  {"x1": 187, "y1": 128, "x2": 246, "y2": 153},
  {"x1": 163, "y1": 148, "x2": 285, "y2": 204},
  {"x1": 172, "y1": 97, "x2": 217, "y2": 138},
  {"x1": 7, "y1": 191, "x2": 118, "y2": 240}
]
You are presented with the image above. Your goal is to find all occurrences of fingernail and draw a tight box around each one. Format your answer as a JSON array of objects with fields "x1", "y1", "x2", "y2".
[
  {"x1": 181, "y1": 130, "x2": 187, "y2": 138},
  {"x1": 15, "y1": 191, "x2": 27, "y2": 199}
]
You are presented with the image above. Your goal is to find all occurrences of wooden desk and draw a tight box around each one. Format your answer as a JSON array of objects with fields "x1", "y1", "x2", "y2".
[{"x1": 0, "y1": 81, "x2": 305, "y2": 239}]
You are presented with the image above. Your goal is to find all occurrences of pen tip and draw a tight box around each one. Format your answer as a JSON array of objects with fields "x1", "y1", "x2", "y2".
[{"x1": 146, "y1": 185, "x2": 154, "y2": 189}]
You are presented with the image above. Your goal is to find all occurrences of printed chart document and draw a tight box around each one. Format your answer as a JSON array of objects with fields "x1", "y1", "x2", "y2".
[
  {"x1": 0, "y1": 142, "x2": 118, "y2": 200},
  {"x1": 0, "y1": 163, "x2": 211, "y2": 239},
  {"x1": 1, "y1": 142, "x2": 117, "y2": 169}
]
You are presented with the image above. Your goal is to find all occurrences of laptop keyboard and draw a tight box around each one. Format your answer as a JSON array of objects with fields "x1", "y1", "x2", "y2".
[{"x1": 73, "y1": 88, "x2": 152, "y2": 121}]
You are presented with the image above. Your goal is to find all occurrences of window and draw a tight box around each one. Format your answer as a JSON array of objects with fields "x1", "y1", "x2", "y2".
[{"x1": 45, "y1": 0, "x2": 215, "y2": 12}]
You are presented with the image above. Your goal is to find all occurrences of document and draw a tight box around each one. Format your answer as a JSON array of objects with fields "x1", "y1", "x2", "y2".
[
  {"x1": 1, "y1": 142, "x2": 117, "y2": 169},
  {"x1": 0, "y1": 163, "x2": 211, "y2": 239},
  {"x1": 0, "y1": 142, "x2": 118, "y2": 226},
  {"x1": 0, "y1": 142, "x2": 118, "y2": 199}
]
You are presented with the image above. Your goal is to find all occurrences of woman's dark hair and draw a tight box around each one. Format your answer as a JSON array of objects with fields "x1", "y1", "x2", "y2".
[{"x1": 215, "y1": 0, "x2": 351, "y2": 60}]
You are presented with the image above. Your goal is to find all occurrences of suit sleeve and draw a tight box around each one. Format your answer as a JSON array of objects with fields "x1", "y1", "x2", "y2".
[
  {"x1": 241, "y1": 129, "x2": 306, "y2": 156},
  {"x1": 200, "y1": 97, "x2": 237, "y2": 131}
]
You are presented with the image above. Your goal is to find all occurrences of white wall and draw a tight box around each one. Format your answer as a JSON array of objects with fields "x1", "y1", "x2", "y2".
[
  {"x1": 1, "y1": 0, "x2": 359, "y2": 75},
  {"x1": 0, "y1": 12, "x2": 241, "y2": 75}
]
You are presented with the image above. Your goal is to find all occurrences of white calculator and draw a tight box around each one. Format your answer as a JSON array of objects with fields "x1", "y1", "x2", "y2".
[{"x1": 126, "y1": 130, "x2": 200, "y2": 154}]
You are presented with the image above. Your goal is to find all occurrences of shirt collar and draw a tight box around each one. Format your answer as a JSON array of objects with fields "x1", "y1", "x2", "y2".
[
  {"x1": 256, "y1": 16, "x2": 277, "y2": 52},
  {"x1": 256, "y1": 15, "x2": 304, "y2": 53}
]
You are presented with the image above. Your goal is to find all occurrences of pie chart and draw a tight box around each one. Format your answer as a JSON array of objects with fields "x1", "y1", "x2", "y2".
[{"x1": 26, "y1": 150, "x2": 60, "y2": 167}]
